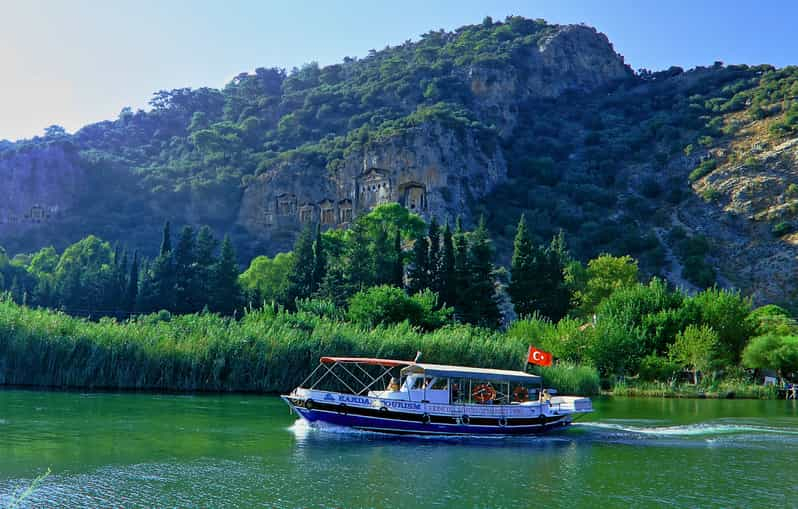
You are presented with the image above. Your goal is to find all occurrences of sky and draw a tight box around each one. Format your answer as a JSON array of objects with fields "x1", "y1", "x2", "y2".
[{"x1": 2, "y1": 0, "x2": 797, "y2": 141}]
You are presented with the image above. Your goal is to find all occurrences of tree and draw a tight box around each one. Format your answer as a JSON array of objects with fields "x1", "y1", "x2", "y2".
[
  {"x1": 408, "y1": 231, "x2": 429, "y2": 294},
  {"x1": 160, "y1": 221, "x2": 172, "y2": 256},
  {"x1": 285, "y1": 224, "x2": 317, "y2": 306},
  {"x1": 508, "y1": 215, "x2": 536, "y2": 317},
  {"x1": 125, "y1": 251, "x2": 139, "y2": 312},
  {"x1": 194, "y1": 225, "x2": 219, "y2": 309},
  {"x1": 683, "y1": 288, "x2": 754, "y2": 364},
  {"x1": 312, "y1": 224, "x2": 326, "y2": 292},
  {"x1": 452, "y1": 218, "x2": 469, "y2": 316},
  {"x1": 391, "y1": 229, "x2": 404, "y2": 287},
  {"x1": 239, "y1": 252, "x2": 295, "y2": 304},
  {"x1": 743, "y1": 334, "x2": 798, "y2": 380},
  {"x1": 427, "y1": 217, "x2": 441, "y2": 293},
  {"x1": 173, "y1": 226, "x2": 197, "y2": 313},
  {"x1": 670, "y1": 324, "x2": 719, "y2": 384},
  {"x1": 342, "y1": 221, "x2": 374, "y2": 294},
  {"x1": 372, "y1": 226, "x2": 394, "y2": 286},
  {"x1": 347, "y1": 285, "x2": 451, "y2": 331},
  {"x1": 210, "y1": 235, "x2": 242, "y2": 315},
  {"x1": 462, "y1": 216, "x2": 500, "y2": 328},
  {"x1": 572, "y1": 254, "x2": 639, "y2": 316},
  {"x1": 439, "y1": 222, "x2": 455, "y2": 308}
]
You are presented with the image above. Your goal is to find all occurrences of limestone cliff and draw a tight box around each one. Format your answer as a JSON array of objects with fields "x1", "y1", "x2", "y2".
[
  {"x1": 0, "y1": 142, "x2": 85, "y2": 233},
  {"x1": 238, "y1": 123, "x2": 506, "y2": 250}
]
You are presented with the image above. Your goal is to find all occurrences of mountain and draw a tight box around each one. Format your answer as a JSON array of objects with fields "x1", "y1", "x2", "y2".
[{"x1": 2, "y1": 16, "x2": 798, "y2": 305}]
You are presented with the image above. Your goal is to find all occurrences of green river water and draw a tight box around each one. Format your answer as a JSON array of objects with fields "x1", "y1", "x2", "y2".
[{"x1": 1, "y1": 389, "x2": 797, "y2": 508}]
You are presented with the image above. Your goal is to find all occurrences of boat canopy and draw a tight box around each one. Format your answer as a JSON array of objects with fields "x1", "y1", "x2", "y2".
[
  {"x1": 319, "y1": 356, "x2": 414, "y2": 367},
  {"x1": 401, "y1": 363, "x2": 540, "y2": 384}
]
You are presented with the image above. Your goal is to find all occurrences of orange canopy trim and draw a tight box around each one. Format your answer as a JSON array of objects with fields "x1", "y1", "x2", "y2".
[{"x1": 319, "y1": 356, "x2": 414, "y2": 367}]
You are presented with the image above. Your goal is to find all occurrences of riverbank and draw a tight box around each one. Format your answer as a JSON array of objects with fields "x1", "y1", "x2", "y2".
[
  {"x1": 609, "y1": 381, "x2": 779, "y2": 399},
  {"x1": 0, "y1": 299, "x2": 600, "y2": 395}
]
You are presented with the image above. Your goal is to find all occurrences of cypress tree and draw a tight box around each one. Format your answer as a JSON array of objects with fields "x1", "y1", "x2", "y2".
[
  {"x1": 126, "y1": 251, "x2": 139, "y2": 313},
  {"x1": 160, "y1": 221, "x2": 172, "y2": 256},
  {"x1": 195, "y1": 225, "x2": 219, "y2": 310},
  {"x1": 312, "y1": 223, "x2": 326, "y2": 292},
  {"x1": 540, "y1": 232, "x2": 572, "y2": 321},
  {"x1": 463, "y1": 216, "x2": 500, "y2": 328},
  {"x1": 427, "y1": 217, "x2": 441, "y2": 293},
  {"x1": 452, "y1": 217, "x2": 469, "y2": 316},
  {"x1": 210, "y1": 235, "x2": 242, "y2": 315},
  {"x1": 408, "y1": 231, "x2": 429, "y2": 294},
  {"x1": 286, "y1": 224, "x2": 317, "y2": 306},
  {"x1": 174, "y1": 226, "x2": 197, "y2": 314},
  {"x1": 344, "y1": 221, "x2": 374, "y2": 293},
  {"x1": 440, "y1": 221, "x2": 455, "y2": 308},
  {"x1": 508, "y1": 215, "x2": 536, "y2": 318}
]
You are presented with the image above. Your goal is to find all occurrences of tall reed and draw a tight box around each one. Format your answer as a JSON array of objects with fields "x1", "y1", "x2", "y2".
[{"x1": 0, "y1": 299, "x2": 597, "y2": 395}]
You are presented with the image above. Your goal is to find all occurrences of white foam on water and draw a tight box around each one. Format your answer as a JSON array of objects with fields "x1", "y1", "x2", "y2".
[{"x1": 575, "y1": 421, "x2": 798, "y2": 437}]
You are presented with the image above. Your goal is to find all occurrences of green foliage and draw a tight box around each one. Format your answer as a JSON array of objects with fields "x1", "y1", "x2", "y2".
[
  {"x1": 688, "y1": 158, "x2": 717, "y2": 182},
  {"x1": 531, "y1": 362, "x2": 600, "y2": 396},
  {"x1": 0, "y1": 296, "x2": 542, "y2": 393},
  {"x1": 742, "y1": 334, "x2": 798, "y2": 377},
  {"x1": 669, "y1": 324, "x2": 719, "y2": 384},
  {"x1": 772, "y1": 221, "x2": 793, "y2": 237},
  {"x1": 347, "y1": 285, "x2": 452, "y2": 331},
  {"x1": 638, "y1": 354, "x2": 681, "y2": 382},
  {"x1": 570, "y1": 254, "x2": 639, "y2": 316},
  {"x1": 239, "y1": 252, "x2": 294, "y2": 304},
  {"x1": 683, "y1": 288, "x2": 754, "y2": 364}
]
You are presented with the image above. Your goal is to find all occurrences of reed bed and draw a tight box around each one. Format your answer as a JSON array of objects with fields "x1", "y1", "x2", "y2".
[
  {"x1": 0, "y1": 299, "x2": 598, "y2": 395},
  {"x1": 611, "y1": 380, "x2": 778, "y2": 399}
]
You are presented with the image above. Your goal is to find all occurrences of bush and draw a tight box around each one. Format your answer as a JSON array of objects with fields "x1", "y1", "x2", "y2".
[
  {"x1": 347, "y1": 286, "x2": 452, "y2": 331},
  {"x1": 638, "y1": 354, "x2": 681, "y2": 382},
  {"x1": 688, "y1": 158, "x2": 717, "y2": 182},
  {"x1": 772, "y1": 221, "x2": 793, "y2": 237}
]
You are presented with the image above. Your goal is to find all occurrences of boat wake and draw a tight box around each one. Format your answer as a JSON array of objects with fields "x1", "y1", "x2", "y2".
[{"x1": 575, "y1": 421, "x2": 798, "y2": 437}]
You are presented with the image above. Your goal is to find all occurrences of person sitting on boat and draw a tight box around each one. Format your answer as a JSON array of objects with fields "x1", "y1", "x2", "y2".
[
  {"x1": 388, "y1": 377, "x2": 400, "y2": 392},
  {"x1": 540, "y1": 389, "x2": 552, "y2": 406}
]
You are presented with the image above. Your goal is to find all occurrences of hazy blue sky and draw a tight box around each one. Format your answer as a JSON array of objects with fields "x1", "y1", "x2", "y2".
[{"x1": 2, "y1": 0, "x2": 797, "y2": 141}]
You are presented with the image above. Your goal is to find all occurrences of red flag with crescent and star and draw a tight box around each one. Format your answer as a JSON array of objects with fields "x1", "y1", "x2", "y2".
[{"x1": 527, "y1": 346, "x2": 553, "y2": 367}]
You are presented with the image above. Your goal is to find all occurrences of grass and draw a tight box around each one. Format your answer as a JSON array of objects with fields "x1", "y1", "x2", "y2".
[
  {"x1": 0, "y1": 297, "x2": 600, "y2": 396},
  {"x1": 610, "y1": 380, "x2": 778, "y2": 399}
]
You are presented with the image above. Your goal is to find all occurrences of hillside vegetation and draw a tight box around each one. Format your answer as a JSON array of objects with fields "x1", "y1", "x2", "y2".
[{"x1": 3, "y1": 17, "x2": 798, "y2": 304}]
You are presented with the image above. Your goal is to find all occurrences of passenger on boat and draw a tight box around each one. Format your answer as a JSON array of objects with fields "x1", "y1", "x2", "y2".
[
  {"x1": 388, "y1": 377, "x2": 401, "y2": 392},
  {"x1": 540, "y1": 389, "x2": 552, "y2": 406}
]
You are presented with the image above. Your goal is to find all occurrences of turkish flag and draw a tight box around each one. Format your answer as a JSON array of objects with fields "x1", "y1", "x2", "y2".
[{"x1": 527, "y1": 346, "x2": 552, "y2": 367}]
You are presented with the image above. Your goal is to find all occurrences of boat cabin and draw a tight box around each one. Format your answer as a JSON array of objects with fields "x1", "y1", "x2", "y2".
[
  {"x1": 298, "y1": 357, "x2": 542, "y2": 406},
  {"x1": 370, "y1": 363, "x2": 542, "y2": 405}
]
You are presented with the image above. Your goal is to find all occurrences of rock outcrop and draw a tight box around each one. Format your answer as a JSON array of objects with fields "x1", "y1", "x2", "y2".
[
  {"x1": 0, "y1": 143, "x2": 85, "y2": 234},
  {"x1": 238, "y1": 124, "x2": 506, "y2": 251}
]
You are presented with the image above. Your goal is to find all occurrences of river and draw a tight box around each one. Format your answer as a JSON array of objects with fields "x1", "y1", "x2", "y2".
[{"x1": 0, "y1": 389, "x2": 796, "y2": 508}]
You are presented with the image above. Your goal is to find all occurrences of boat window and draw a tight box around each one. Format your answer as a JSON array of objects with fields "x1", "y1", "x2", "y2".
[
  {"x1": 412, "y1": 377, "x2": 427, "y2": 390},
  {"x1": 431, "y1": 378, "x2": 448, "y2": 390}
]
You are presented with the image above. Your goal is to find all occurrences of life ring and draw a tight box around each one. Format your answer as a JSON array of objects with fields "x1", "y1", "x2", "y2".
[
  {"x1": 471, "y1": 383, "x2": 497, "y2": 404},
  {"x1": 498, "y1": 417, "x2": 508, "y2": 427},
  {"x1": 305, "y1": 399, "x2": 314, "y2": 410},
  {"x1": 421, "y1": 413, "x2": 431, "y2": 424},
  {"x1": 512, "y1": 386, "x2": 529, "y2": 402},
  {"x1": 338, "y1": 403, "x2": 348, "y2": 415},
  {"x1": 461, "y1": 414, "x2": 470, "y2": 425}
]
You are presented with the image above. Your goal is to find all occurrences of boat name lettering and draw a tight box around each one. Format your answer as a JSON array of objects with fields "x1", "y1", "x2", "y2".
[
  {"x1": 337, "y1": 395, "x2": 371, "y2": 405},
  {"x1": 384, "y1": 401, "x2": 422, "y2": 410}
]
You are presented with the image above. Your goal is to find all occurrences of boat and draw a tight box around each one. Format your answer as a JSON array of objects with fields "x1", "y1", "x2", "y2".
[{"x1": 281, "y1": 355, "x2": 593, "y2": 436}]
